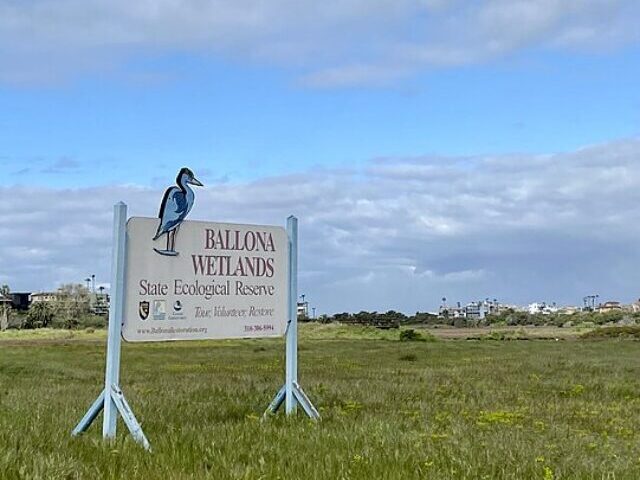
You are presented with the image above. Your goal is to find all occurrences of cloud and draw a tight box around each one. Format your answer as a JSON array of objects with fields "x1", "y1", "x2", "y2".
[
  {"x1": 2, "y1": 137, "x2": 640, "y2": 313},
  {"x1": 0, "y1": 1, "x2": 638, "y2": 86},
  {"x1": 41, "y1": 157, "x2": 82, "y2": 174}
]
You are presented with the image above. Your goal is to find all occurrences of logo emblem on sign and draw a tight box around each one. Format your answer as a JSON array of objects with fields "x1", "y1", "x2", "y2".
[
  {"x1": 152, "y1": 299, "x2": 167, "y2": 320},
  {"x1": 152, "y1": 167, "x2": 204, "y2": 257},
  {"x1": 138, "y1": 301, "x2": 150, "y2": 320},
  {"x1": 173, "y1": 300, "x2": 182, "y2": 312}
]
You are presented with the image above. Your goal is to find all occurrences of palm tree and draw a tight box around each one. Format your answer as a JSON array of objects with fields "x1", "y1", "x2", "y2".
[{"x1": 0, "y1": 284, "x2": 11, "y2": 331}]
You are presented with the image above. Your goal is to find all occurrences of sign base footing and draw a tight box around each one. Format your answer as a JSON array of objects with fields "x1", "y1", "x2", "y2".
[
  {"x1": 263, "y1": 381, "x2": 320, "y2": 420},
  {"x1": 72, "y1": 384, "x2": 151, "y2": 451}
]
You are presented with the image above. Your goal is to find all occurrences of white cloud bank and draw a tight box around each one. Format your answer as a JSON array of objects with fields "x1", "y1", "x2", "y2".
[
  {"x1": 1, "y1": 137, "x2": 639, "y2": 313},
  {"x1": 1, "y1": 0, "x2": 638, "y2": 86}
]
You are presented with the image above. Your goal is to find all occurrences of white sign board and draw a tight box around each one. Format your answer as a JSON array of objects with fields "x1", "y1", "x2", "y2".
[{"x1": 122, "y1": 217, "x2": 288, "y2": 342}]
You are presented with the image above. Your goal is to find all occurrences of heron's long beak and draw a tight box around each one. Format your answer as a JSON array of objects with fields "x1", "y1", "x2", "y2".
[{"x1": 189, "y1": 177, "x2": 204, "y2": 187}]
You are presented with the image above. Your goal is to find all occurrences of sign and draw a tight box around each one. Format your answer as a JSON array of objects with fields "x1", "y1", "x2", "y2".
[
  {"x1": 122, "y1": 217, "x2": 288, "y2": 342},
  {"x1": 73, "y1": 168, "x2": 318, "y2": 450}
]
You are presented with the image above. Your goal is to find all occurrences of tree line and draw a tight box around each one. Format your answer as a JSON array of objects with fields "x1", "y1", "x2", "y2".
[
  {"x1": 304, "y1": 308, "x2": 640, "y2": 328},
  {"x1": 0, "y1": 283, "x2": 107, "y2": 330},
  {"x1": 305, "y1": 310, "x2": 438, "y2": 328}
]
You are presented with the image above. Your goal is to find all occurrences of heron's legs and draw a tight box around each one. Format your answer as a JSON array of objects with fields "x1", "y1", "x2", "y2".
[
  {"x1": 170, "y1": 225, "x2": 180, "y2": 251},
  {"x1": 165, "y1": 231, "x2": 170, "y2": 251}
]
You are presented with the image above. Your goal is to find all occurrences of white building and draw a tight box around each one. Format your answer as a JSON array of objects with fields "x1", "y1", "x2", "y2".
[
  {"x1": 30, "y1": 292, "x2": 60, "y2": 303},
  {"x1": 297, "y1": 301, "x2": 309, "y2": 318},
  {"x1": 465, "y1": 302, "x2": 488, "y2": 320},
  {"x1": 528, "y1": 302, "x2": 558, "y2": 315}
]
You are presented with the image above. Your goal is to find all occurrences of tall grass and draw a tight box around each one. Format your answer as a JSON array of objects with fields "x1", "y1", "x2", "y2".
[{"x1": 1, "y1": 325, "x2": 640, "y2": 479}]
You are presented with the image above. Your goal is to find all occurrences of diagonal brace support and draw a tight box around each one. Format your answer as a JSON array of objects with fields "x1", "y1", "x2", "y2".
[
  {"x1": 72, "y1": 389, "x2": 105, "y2": 436},
  {"x1": 72, "y1": 385, "x2": 151, "y2": 450},
  {"x1": 264, "y1": 382, "x2": 319, "y2": 420},
  {"x1": 292, "y1": 382, "x2": 320, "y2": 419},
  {"x1": 110, "y1": 384, "x2": 151, "y2": 451}
]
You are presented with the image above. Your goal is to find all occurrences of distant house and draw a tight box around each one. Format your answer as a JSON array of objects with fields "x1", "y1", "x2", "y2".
[
  {"x1": 10, "y1": 292, "x2": 31, "y2": 311},
  {"x1": 528, "y1": 302, "x2": 558, "y2": 315},
  {"x1": 31, "y1": 288, "x2": 105, "y2": 314},
  {"x1": 464, "y1": 302, "x2": 487, "y2": 320},
  {"x1": 297, "y1": 301, "x2": 309, "y2": 319},
  {"x1": 438, "y1": 300, "x2": 498, "y2": 320},
  {"x1": 89, "y1": 293, "x2": 110, "y2": 315},
  {"x1": 558, "y1": 306, "x2": 579, "y2": 315},
  {"x1": 438, "y1": 303, "x2": 465, "y2": 319},
  {"x1": 30, "y1": 292, "x2": 60, "y2": 303},
  {"x1": 598, "y1": 301, "x2": 622, "y2": 313}
]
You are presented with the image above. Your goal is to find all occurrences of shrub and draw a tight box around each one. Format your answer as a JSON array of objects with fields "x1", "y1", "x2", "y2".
[
  {"x1": 399, "y1": 353, "x2": 418, "y2": 362},
  {"x1": 79, "y1": 314, "x2": 107, "y2": 329},
  {"x1": 24, "y1": 302, "x2": 54, "y2": 329},
  {"x1": 399, "y1": 329, "x2": 423, "y2": 342},
  {"x1": 481, "y1": 331, "x2": 507, "y2": 341},
  {"x1": 62, "y1": 315, "x2": 80, "y2": 330},
  {"x1": 580, "y1": 326, "x2": 640, "y2": 340},
  {"x1": 453, "y1": 318, "x2": 466, "y2": 328},
  {"x1": 479, "y1": 329, "x2": 531, "y2": 341}
]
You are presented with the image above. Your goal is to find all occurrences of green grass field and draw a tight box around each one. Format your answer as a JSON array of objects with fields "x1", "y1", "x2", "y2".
[{"x1": 2, "y1": 324, "x2": 640, "y2": 479}]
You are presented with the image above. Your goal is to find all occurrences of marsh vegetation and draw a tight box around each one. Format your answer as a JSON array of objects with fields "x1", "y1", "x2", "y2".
[{"x1": 1, "y1": 324, "x2": 640, "y2": 479}]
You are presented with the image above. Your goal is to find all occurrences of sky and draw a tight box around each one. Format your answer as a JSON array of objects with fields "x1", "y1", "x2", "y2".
[{"x1": 1, "y1": 0, "x2": 639, "y2": 314}]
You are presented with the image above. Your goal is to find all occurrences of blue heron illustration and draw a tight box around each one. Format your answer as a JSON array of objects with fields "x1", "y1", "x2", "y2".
[{"x1": 152, "y1": 167, "x2": 204, "y2": 256}]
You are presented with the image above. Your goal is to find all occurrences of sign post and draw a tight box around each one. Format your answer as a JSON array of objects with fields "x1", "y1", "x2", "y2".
[
  {"x1": 72, "y1": 202, "x2": 150, "y2": 450},
  {"x1": 264, "y1": 216, "x2": 320, "y2": 419}
]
